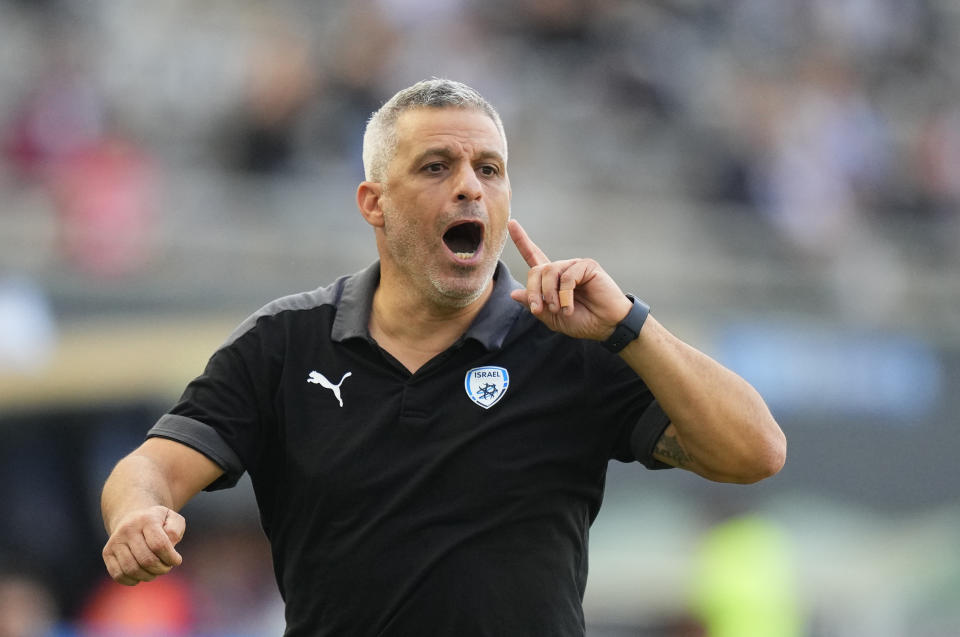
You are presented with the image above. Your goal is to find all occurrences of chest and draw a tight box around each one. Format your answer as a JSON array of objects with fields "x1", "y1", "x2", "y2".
[{"x1": 268, "y1": 342, "x2": 615, "y2": 516}]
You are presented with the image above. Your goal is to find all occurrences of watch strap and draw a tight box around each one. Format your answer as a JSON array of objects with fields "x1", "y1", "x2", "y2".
[{"x1": 602, "y1": 294, "x2": 650, "y2": 353}]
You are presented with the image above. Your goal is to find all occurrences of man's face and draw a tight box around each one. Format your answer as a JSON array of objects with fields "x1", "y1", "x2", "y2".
[{"x1": 377, "y1": 107, "x2": 511, "y2": 308}]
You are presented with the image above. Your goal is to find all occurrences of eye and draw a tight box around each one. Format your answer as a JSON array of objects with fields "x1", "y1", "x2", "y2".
[
  {"x1": 479, "y1": 164, "x2": 500, "y2": 177},
  {"x1": 423, "y1": 162, "x2": 446, "y2": 174}
]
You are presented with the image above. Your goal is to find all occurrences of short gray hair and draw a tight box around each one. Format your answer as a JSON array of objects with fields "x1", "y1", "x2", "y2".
[{"x1": 361, "y1": 78, "x2": 507, "y2": 183}]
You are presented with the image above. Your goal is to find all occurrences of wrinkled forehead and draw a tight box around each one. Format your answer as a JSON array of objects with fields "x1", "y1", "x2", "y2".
[{"x1": 393, "y1": 106, "x2": 507, "y2": 159}]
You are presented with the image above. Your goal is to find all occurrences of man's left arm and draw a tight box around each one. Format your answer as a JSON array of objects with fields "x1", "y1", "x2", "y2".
[
  {"x1": 508, "y1": 219, "x2": 786, "y2": 484},
  {"x1": 617, "y1": 314, "x2": 785, "y2": 483}
]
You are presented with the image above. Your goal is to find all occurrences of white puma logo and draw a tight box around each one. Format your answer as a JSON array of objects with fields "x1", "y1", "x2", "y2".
[{"x1": 307, "y1": 370, "x2": 353, "y2": 407}]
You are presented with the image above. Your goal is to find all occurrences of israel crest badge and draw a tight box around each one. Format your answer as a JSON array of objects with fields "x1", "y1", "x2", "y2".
[{"x1": 464, "y1": 366, "x2": 509, "y2": 409}]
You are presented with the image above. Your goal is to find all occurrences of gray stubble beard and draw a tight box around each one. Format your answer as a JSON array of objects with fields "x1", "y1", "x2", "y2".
[{"x1": 384, "y1": 203, "x2": 510, "y2": 310}]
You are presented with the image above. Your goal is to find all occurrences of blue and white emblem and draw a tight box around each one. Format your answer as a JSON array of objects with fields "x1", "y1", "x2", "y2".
[{"x1": 464, "y1": 366, "x2": 509, "y2": 409}]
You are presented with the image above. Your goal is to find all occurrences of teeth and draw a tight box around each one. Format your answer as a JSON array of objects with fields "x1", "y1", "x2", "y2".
[{"x1": 454, "y1": 251, "x2": 475, "y2": 259}]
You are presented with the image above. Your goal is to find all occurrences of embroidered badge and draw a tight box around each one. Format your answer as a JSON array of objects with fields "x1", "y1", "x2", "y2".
[{"x1": 464, "y1": 366, "x2": 509, "y2": 409}]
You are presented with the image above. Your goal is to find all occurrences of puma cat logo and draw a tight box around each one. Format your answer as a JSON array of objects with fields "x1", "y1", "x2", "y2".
[{"x1": 307, "y1": 370, "x2": 352, "y2": 407}]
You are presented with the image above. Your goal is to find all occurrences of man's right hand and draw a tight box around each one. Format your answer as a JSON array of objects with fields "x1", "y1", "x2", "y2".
[{"x1": 102, "y1": 505, "x2": 185, "y2": 586}]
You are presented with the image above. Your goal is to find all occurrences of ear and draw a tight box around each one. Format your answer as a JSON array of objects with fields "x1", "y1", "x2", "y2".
[{"x1": 357, "y1": 181, "x2": 385, "y2": 228}]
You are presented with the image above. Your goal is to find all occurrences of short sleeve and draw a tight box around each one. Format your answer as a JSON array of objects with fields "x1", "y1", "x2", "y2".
[
  {"x1": 147, "y1": 321, "x2": 275, "y2": 491},
  {"x1": 627, "y1": 399, "x2": 673, "y2": 469},
  {"x1": 148, "y1": 414, "x2": 245, "y2": 490},
  {"x1": 586, "y1": 342, "x2": 673, "y2": 469}
]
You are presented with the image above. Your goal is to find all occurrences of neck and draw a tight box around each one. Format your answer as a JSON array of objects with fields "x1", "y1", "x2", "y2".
[{"x1": 369, "y1": 264, "x2": 494, "y2": 372}]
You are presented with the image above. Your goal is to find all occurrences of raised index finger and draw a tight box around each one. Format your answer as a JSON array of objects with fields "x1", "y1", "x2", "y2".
[{"x1": 508, "y1": 219, "x2": 550, "y2": 267}]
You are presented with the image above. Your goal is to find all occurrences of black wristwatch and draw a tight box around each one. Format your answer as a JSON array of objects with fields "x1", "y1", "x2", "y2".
[{"x1": 602, "y1": 294, "x2": 650, "y2": 353}]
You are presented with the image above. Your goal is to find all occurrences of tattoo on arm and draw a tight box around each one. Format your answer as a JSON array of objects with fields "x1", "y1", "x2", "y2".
[{"x1": 653, "y1": 430, "x2": 695, "y2": 469}]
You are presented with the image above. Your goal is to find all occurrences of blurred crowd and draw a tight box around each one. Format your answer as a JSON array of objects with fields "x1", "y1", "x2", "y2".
[
  {"x1": 2, "y1": 0, "x2": 959, "y2": 635},
  {"x1": 1, "y1": 0, "x2": 959, "y2": 275}
]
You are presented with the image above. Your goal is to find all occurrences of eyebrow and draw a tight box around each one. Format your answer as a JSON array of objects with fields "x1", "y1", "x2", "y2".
[{"x1": 412, "y1": 147, "x2": 505, "y2": 167}]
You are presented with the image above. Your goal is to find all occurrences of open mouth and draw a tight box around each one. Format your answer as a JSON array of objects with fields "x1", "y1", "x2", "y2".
[{"x1": 442, "y1": 221, "x2": 484, "y2": 261}]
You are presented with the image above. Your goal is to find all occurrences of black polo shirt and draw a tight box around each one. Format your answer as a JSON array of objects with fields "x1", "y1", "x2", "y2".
[{"x1": 149, "y1": 261, "x2": 671, "y2": 637}]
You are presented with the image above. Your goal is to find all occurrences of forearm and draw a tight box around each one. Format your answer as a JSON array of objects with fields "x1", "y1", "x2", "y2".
[
  {"x1": 102, "y1": 437, "x2": 221, "y2": 532},
  {"x1": 101, "y1": 453, "x2": 177, "y2": 535},
  {"x1": 100, "y1": 439, "x2": 222, "y2": 585},
  {"x1": 620, "y1": 315, "x2": 786, "y2": 483}
]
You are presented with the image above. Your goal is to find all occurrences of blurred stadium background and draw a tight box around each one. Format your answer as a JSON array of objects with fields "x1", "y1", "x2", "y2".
[{"x1": 0, "y1": 1, "x2": 958, "y2": 636}]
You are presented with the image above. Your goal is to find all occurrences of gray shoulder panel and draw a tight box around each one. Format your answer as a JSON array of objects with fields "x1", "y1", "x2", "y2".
[{"x1": 220, "y1": 276, "x2": 346, "y2": 349}]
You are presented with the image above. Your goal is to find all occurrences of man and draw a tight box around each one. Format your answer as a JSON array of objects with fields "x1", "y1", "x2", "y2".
[{"x1": 101, "y1": 79, "x2": 786, "y2": 636}]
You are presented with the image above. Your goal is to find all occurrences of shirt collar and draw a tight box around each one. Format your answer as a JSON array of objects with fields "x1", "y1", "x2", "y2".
[{"x1": 331, "y1": 260, "x2": 524, "y2": 351}]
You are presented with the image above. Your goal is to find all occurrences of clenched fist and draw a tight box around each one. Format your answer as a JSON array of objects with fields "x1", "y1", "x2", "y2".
[{"x1": 102, "y1": 505, "x2": 185, "y2": 586}]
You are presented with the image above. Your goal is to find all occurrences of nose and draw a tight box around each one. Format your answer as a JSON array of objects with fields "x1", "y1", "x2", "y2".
[{"x1": 454, "y1": 164, "x2": 482, "y2": 202}]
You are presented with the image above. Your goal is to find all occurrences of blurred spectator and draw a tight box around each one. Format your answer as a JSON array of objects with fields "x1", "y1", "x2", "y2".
[
  {"x1": 314, "y1": 0, "x2": 402, "y2": 174},
  {"x1": 223, "y1": 15, "x2": 317, "y2": 176},
  {"x1": 1, "y1": 13, "x2": 158, "y2": 279},
  {"x1": 746, "y1": 54, "x2": 891, "y2": 256},
  {"x1": 49, "y1": 128, "x2": 158, "y2": 277},
  {"x1": 2, "y1": 23, "x2": 104, "y2": 183},
  {"x1": 0, "y1": 570, "x2": 60, "y2": 637}
]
